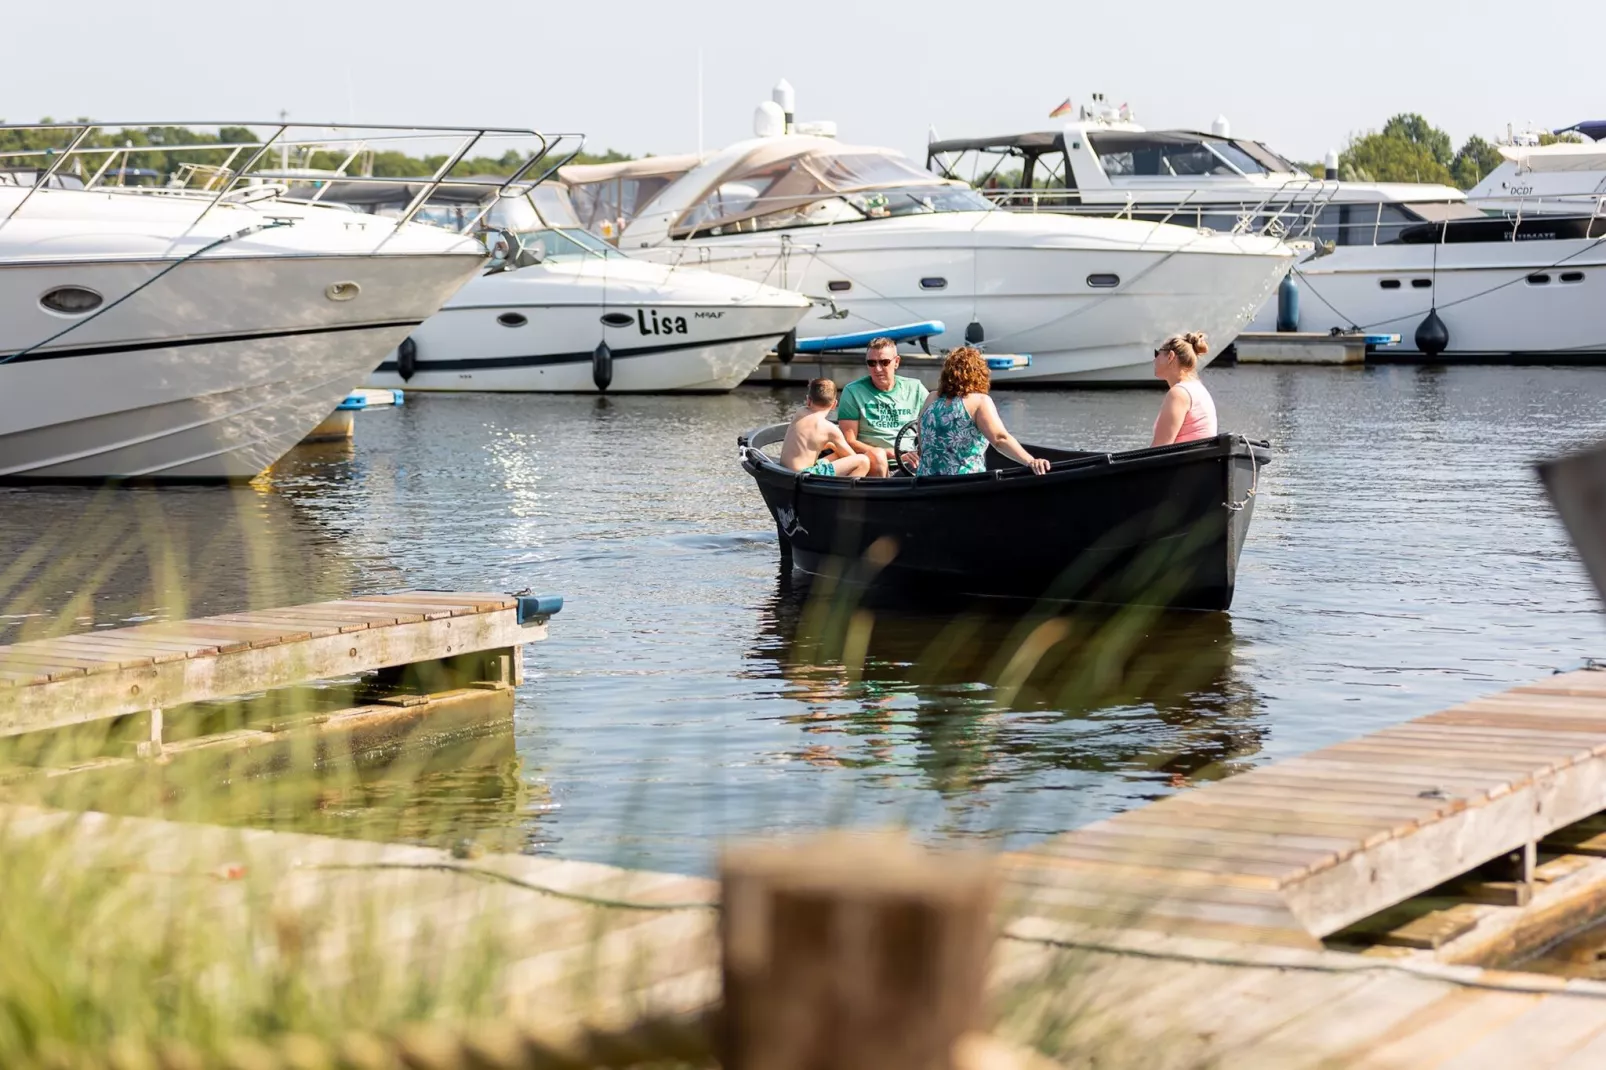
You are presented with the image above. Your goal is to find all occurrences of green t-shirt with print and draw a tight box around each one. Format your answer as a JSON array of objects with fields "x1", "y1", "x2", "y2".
[{"x1": 835, "y1": 375, "x2": 929, "y2": 449}]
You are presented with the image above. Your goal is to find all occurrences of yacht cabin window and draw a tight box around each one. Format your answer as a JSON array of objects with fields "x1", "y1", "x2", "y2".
[
  {"x1": 1088, "y1": 133, "x2": 1281, "y2": 179},
  {"x1": 672, "y1": 149, "x2": 991, "y2": 239}
]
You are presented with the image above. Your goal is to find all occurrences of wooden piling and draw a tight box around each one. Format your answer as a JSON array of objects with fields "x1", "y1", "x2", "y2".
[{"x1": 720, "y1": 830, "x2": 998, "y2": 1070}]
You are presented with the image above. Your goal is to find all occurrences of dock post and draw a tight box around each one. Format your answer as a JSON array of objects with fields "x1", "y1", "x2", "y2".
[
  {"x1": 720, "y1": 830, "x2": 998, "y2": 1070},
  {"x1": 134, "y1": 707, "x2": 163, "y2": 759}
]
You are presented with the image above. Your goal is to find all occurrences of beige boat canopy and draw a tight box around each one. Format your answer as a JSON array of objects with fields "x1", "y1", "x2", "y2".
[{"x1": 559, "y1": 154, "x2": 704, "y2": 239}]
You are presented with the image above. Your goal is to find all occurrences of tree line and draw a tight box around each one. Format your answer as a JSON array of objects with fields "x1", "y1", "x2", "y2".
[
  {"x1": 1297, "y1": 113, "x2": 1583, "y2": 189},
  {"x1": 0, "y1": 122, "x2": 629, "y2": 181}
]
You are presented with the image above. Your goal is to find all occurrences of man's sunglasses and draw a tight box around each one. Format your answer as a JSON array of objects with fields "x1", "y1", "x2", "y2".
[{"x1": 866, "y1": 358, "x2": 895, "y2": 368}]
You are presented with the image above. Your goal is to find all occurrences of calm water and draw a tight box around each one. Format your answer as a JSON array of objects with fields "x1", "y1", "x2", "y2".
[{"x1": 3, "y1": 365, "x2": 1604, "y2": 874}]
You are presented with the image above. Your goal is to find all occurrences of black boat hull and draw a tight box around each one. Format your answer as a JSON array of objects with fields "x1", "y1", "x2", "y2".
[{"x1": 738, "y1": 429, "x2": 1268, "y2": 612}]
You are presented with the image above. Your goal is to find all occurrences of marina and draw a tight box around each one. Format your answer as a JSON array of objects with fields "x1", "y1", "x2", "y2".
[{"x1": 2, "y1": 56, "x2": 1606, "y2": 1063}]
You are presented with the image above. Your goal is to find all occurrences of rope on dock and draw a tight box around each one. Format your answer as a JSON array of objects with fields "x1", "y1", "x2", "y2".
[
  {"x1": 293, "y1": 861, "x2": 720, "y2": 912},
  {"x1": 1002, "y1": 925, "x2": 1606, "y2": 999}
]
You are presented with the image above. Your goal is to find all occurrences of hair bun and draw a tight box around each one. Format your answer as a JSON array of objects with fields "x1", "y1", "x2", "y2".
[{"x1": 1184, "y1": 331, "x2": 1209, "y2": 357}]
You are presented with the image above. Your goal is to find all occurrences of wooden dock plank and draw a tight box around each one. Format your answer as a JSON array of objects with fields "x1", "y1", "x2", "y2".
[
  {"x1": 322, "y1": 599, "x2": 453, "y2": 621},
  {"x1": 1433, "y1": 994, "x2": 1606, "y2": 1069},
  {"x1": 209, "y1": 614, "x2": 346, "y2": 640},
  {"x1": 358, "y1": 592, "x2": 517, "y2": 612},
  {"x1": 1027, "y1": 831, "x2": 1335, "y2": 873},
  {"x1": 27, "y1": 632, "x2": 237, "y2": 666},
  {"x1": 1111, "y1": 803, "x2": 1401, "y2": 846}
]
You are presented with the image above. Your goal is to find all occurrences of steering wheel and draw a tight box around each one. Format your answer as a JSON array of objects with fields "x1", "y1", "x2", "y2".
[{"x1": 893, "y1": 420, "x2": 920, "y2": 476}]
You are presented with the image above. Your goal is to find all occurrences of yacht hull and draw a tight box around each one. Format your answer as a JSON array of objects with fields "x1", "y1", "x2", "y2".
[
  {"x1": 1249, "y1": 237, "x2": 1606, "y2": 356},
  {"x1": 0, "y1": 254, "x2": 482, "y2": 480},
  {"x1": 368, "y1": 301, "x2": 809, "y2": 393},
  {"x1": 631, "y1": 221, "x2": 1294, "y2": 385}
]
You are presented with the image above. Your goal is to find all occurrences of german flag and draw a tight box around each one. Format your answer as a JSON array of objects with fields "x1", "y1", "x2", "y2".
[{"x1": 1048, "y1": 98, "x2": 1073, "y2": 118}]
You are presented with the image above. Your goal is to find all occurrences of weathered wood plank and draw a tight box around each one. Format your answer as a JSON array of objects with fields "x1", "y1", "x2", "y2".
[
  {"x1": 1441, "y1": 995, "x2": 1606, "y2": 1069},
  {"x1": 359, "y1": 592, "x2": 516, "y2": 611},
  {"x1": 1240, "y1": 768, "x2": 1507, "y2": 802},
  {"x1": 47, "y1": 632, "x2": 218, "y2": 655},
  {"x1": 323, "y1": 599, "x2": 453, "y2": 621},
  {"x1": 1181, "y1": 782, "x2": 1462, "y2": 819},
  {"x1": 1076, "y1": 817, "x2": 1357, "y2": 855},
  {"x1": 1028, "y1": 830, "x2": 1331, "y2": 872},
  {"x1": 210, "y1": 614, "x2": 345, "y2": 640},
  {"x1": 1111, "y1": 803, "x2": 1395, "y2": 845},
  {"x1": 1023, "y1": 838, "x2": 1298, "y2": 880}
]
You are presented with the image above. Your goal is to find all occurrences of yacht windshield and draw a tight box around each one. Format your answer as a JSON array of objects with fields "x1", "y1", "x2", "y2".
[
  {"x1": 1089, "y1": 133, "x2": 1279, "y2": 178},
  {"x1": 672, "y1": 148, "x2": 990, "y2": 238},
  {"x1": 517, "y1": 227, "x2": 625, "y2": 260}
]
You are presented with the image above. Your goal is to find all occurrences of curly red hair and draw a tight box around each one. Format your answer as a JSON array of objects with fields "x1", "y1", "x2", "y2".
[{"x1": 937, "y1": 346, "x2": 990, "y2": 398}]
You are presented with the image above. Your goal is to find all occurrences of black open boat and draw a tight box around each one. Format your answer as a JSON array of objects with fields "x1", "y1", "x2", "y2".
[{"x1": 737, "y1": 427, "x2": 1270, "y2": 612}]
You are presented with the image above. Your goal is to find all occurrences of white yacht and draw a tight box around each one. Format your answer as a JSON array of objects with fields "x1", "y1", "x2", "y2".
[
  {"x1": 558, "y1": 92, "x2": 1297, "y2": 385},
  {"x1": 933, "y1": 103, "x2": 1606, "y2": 358},
  {"x1": 0, "y1": 122, "x2": 545, "y2": 480},
  {"x1": 348, "y1": 183, "x2": 810, "y2": 393},
  {"x1": 1467, "y1": 124, "x2": 1606, "y2": 212}
]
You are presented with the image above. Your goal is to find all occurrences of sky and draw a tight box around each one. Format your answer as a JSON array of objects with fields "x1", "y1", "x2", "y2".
[{"x1": 5, "y1": 0, "x2": 1598, "y2": 165}]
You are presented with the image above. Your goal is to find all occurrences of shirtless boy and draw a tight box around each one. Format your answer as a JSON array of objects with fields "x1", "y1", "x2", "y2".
[{"x1": 779, "y1": 379, "x2": 872, "y2": 478}]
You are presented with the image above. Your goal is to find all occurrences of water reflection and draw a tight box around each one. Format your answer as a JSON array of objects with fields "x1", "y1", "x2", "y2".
[
  {"x1": 745, "y1": 567, "x2": 1266, "y2": 803},
  {"x1": 0, "y1": 478, "x2": 359, "y2": 641}
]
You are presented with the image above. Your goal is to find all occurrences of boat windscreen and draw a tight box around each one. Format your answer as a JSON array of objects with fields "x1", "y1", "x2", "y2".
[
  {"x1": 1238, "y1": 141, "x2": 1302, "y2": 174},
  {"x1": 1089, "y1": 133, "x2": 1240, "y2": 177},
  {"x1": 672, "y1": 149, "x2": 989, "y2": 238},
  {"x1": 517, "y1": 227, "x2": 625, "y2": 260}
]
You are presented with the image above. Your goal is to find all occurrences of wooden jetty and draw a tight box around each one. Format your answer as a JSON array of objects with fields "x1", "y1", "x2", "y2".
[
  {"x1": 0, "y1": 591, "x2": 558, "y2": 746},
  {"x1": 1007, "y1": 665, "x2": 1606, "y2": 949}
]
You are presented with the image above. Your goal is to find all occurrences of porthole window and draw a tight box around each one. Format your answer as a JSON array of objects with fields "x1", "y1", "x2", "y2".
[
  {"x1": 39, "y1": 285, "x2": 103, "y2": 315},
  {"x1": 1411, "y1": 278, "x2": 1432, "y2": 289},
  {"x1": 600, "y1": 312, "x2": 634, "y2": 327},
  {"x1": 1086, "y1": 273, "x2": 1120, "y2": 288},
  {"x1": 827, "y1": 280, "x2": 852, "y2": 292},
  {"x1": 1561, "y1": 271, "x2": 1585, "y2": 283},
  {"x1": 1527, "y1": 273, "x2": 1551, "y2": 285},
  {"x1": 1379, "y1": 279, "x2": 1402, "y2": 290},
  {"x1": 919, "y1": 277, "x2": 947, "y2": 290},
  {"x1": 497, "y1": 312, "x2": 528, "y2": 328}
]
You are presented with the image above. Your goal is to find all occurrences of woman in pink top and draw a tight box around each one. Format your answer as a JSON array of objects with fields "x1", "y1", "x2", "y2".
[{"x1": 1150, "y1": 331, "x2": 1218, "y2": 446}]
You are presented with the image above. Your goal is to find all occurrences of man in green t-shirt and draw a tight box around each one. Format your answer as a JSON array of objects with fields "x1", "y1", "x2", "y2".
[{"x1": 835, "y1": 337, "x2": 929, "y2": 477}]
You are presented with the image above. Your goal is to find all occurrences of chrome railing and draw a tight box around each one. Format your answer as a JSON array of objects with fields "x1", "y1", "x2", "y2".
[{"x1": 0, "y1": 121, "x2": 587, "y2": 243}]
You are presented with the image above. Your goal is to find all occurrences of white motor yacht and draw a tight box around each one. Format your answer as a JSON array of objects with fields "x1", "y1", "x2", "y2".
[
  {"x1": 933, "y1": 103, "x2": 1606, "y2": 358},
  {"x1": 348, "y1": 183, "x2": 810, "y2": 393},
  {"x1": 559, "y1": 92, "x2": 1297, "y2": 385},
  {"x1": 1467, "y1": 124, "x2": 1606, "y2": 212},
  {"x1": 0, "y1": 122, "x2": 556, "y2": 480}
]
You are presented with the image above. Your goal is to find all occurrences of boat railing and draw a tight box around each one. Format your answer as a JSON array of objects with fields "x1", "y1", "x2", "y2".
[
  {"x1": 0, "y1": 121, "x2": 587, "y2": 245},
  {"x1": 975, "y1": 176, "x2": 1352, "y2": 240}
]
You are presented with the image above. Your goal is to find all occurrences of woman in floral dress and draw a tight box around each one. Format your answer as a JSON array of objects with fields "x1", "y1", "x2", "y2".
[{"x1": 914, "y1": 346, "x2": 1050, "y2": 477}]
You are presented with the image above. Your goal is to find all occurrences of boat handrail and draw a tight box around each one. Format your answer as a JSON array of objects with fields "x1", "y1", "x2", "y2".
[{"x1": 0, "y1": 121, "x2": 587, "y2": 244}]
